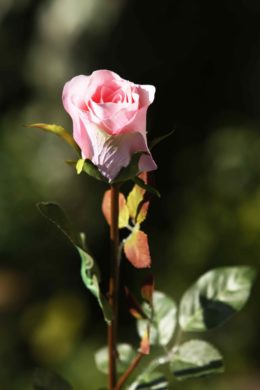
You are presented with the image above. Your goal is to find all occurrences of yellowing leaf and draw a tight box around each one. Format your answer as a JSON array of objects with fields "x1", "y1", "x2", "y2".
[
  {"x1": 127, "y1": 173, "x2": 149, "y2": 224},
  {"x1": 27, "y1": 123, "x2": 80, "y2": 154},
  {"x1": 124, "y1": 230, "x2": 151, "y2": 268},
  {"x1": 102, "y1": 190, "x2": 129, "y2": 229}
]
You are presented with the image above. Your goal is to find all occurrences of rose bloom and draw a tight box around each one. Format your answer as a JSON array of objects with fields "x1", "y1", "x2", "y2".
[{"x1": 62, "y1": 70, "x2": 157, "y2": 181}]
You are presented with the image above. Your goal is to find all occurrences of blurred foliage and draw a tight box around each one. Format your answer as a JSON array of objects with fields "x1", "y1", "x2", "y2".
[{"x1": 1, "y1": 0, "x2": 260, "y2": 389}]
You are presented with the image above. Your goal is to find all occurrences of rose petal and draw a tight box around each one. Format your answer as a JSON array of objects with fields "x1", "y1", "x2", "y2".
[
  {"x1": 124, "y1": 230, "x2": 151, "y2": 268},
  {"x1": 62, "y1": 75, "x2": 90, "y2": 113}
]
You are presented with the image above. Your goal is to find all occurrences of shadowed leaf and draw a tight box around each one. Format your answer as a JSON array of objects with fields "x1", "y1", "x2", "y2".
[
  {"x1": 141, "y1": 275, "x2": 155, "y2": 304},
  {"x1": 179, "y1": 266, "x2": 257, "y2": 332},
  {"x1": 37, "y1": 202, "x2": 112, "y2": 323},
  {"x1": 125, "y1": 287, "x2": 148, "y2": 320},
  {"x1": 134, "y1": 176, "x2": 160, "y2": 198},
  {"x1": 33, "y1": 368, "x2": 72, "y2": 390}
]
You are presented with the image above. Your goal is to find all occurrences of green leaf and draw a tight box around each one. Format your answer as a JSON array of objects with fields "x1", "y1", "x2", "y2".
[
  {"x1": 95, "y1": 344, "x2": 136, "y2": 375},
  {"x1": 112, "y1": 152, "x2": 145, "y2": 183},
  {"x1": 170, "y1": 340, "x2": 224, "y2": 380},
  {"x1": 33, "y1": 368, "x2": 72, "y2": 390},
  {"x1": 179, "y1": 266, "x2": 257, "y2": 332},
  {"x1": 149, "y1": 129, "x2": 175, "y2": 150},
  {"x1": 133, "y1": 176, "x2": 160, "y2": 198},
  {"x1": 27, "y1": 123, "x2": 80, "y2": 154},
  {"x1": 37, "y1": 202, "x2": 112, "y2": 323},
  {"x1": 129, "y1": 372, "x2": 169, "y2": 390},
  {"x1": 137, "y1": 291, "x2": 177, "y2": 346}
]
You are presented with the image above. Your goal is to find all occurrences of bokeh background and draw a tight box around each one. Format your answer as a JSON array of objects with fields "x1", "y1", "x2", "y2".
[{"x1": 0, "y1": 0, "x2": 260, "y2": 389}]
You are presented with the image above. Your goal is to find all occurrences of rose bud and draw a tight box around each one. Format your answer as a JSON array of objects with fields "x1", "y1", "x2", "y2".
[{"x1": 62, "y1": 70, "x2": 157, "y2": 182}]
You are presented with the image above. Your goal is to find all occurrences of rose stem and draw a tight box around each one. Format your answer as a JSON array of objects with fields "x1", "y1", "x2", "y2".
[
  {"x1": 115, "y1": 352, "x2": 144, "y2": 390},
  {"x1": 108, "y1": 184, "x2": 120, "y2": 390}
]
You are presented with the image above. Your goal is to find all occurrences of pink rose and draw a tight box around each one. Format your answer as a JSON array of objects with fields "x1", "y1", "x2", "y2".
[{"x1": 62, "y1": 70, "x2": 157, "y2": 181}]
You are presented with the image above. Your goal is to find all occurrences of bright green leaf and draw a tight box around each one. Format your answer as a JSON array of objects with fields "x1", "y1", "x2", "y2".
[
  {"x1": 27, "y1": 123, "x2": 80, "y2": 154},
  {"x1": 37, "y1": 202, "x2": 112, "y2": 323},
  {"x1": 179, "y1": 266, "x2": 257, "y2": 332},
  {"x1": 170, "y1": 340, "x2": 224, "y2": 380},
  {"x1": 137, "y1": 291, "x2": 177, "y2": 346},
  {"x1": 33, "y1": 368, "x2": 72, "y2": 390},
  {"x1": 95, "y1": 344, "x2": 135, "y2": 375}
]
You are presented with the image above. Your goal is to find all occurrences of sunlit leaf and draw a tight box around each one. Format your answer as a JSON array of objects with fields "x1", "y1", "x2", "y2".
[
  {"x1": 179, "y1": 266, "x2": 257, "y2": 332},
  {"x1": 37, "y1": 202, "x2": 112, "y2": 323},
  {"x1": 95, "y1": 344, "x2": 135, "y2": 375},
  {"x1": 33, "y1": 367, "x2": 72, "y2": 390},
  {"x1": 124, "y1": 230, "x2": 151, "y2": 268},
  {"x1": 27, "y1": 123, "x2": 80, "y2": 154},
  {"x1": 137, "y1": 291, "x2": 177, "y2": 346},
  {"x1": 127, "y1": 174, "x2": 146, "y2": 220},
  {"x1": 102, "y1": 190, "x2": 129, "y2": 229},
  {"x1": 136, "y1": 202, "x2": 149, "y2": 225},
  {"x1": 171, "y1": 340, "x2": 224, "y2": 380}
]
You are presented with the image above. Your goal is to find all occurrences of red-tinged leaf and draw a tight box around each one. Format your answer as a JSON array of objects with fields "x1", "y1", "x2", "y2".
[
  {"x1": 102, "y1": 190, "x2": 129, "y2": 229},
  {"x1": 139, "y1": 324, "x2": 150, "y2": 355},
  {"x1": 124, "y1": 287, "x2": 148, "y2": 320},
  {"x1": 124, "y1": 230, "x2": 151, "y2": 268},
  {"x1": 127, "y1": 173, "x2": 149, "y2": 224},
  {"x1": 141, "y1": 275, "x2": 155, "y2": 304}
]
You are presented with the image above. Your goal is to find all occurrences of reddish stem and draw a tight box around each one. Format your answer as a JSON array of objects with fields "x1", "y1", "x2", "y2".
[
  {"x1": 115, "y1": 353, "x2": 144, "y2": 390},
  {"x1": 108, "y1": 184, "x2": 120, "y2": 390}
]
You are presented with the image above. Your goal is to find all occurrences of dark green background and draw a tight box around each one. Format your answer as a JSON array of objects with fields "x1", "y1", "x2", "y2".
[{"x1": 0, "y1": 0, "x2": 259, "y2": 388}]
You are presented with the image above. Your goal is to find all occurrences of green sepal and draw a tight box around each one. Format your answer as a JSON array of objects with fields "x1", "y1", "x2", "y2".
[
  {"x1": 27, "y1": 123, "x2": 80, "y2": 154},
  {"x1": 33, "y1": 367, "x2": 72, "y2": 390},
  {"x1": 133, "y1": 176, "x2": 160, "y2": 198},
  {"x1": 37, "y1": 202, "x2": 112, "y2": 323},
  {"x1": 149, "y1": 129, "x2": 175, "y2": 151},
  {"x1": 67, "y1": 159, "x2": 107, "y2": 182},
  {"x1": 112, "y1": 152, "x2": 146, "y2": 183},
  {"x1": 179, "y1": 266, "x2": 257, "y2": 332},
  {"x1": 170, "y1": 340, "x2": 224, "y2": 380}
]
